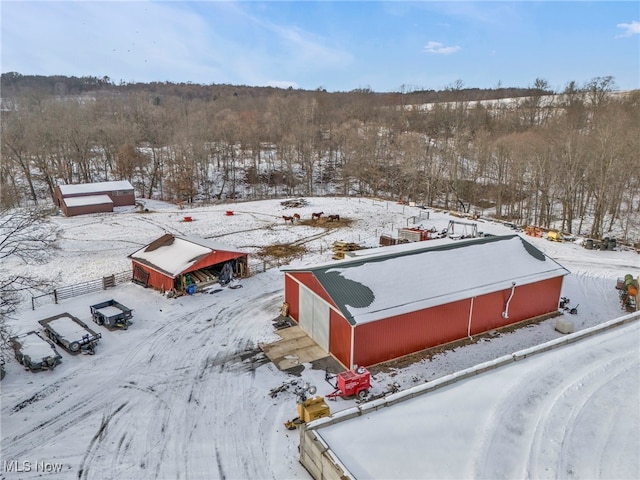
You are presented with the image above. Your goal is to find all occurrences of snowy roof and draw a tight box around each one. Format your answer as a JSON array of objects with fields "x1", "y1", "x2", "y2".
[
  {"x1": 63, "y1": 194, "x2": 113, "y2": 207},
  {"x1": 283, "y1": 235, "x2": 570, "y2": 325},
  {"x1": 129, "y1": 234, "x2": 248, "y2": 278},
  {"x1": 313, "y1": 319, "x2": 640, "y2": 479},
  {"x1": 58, "y1": 180, "x2": 134, "y2": 196}
]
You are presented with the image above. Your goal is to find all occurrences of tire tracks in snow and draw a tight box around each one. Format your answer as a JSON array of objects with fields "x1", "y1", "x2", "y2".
[
  {"x1": 78, "y1": 285, "x2": 283, "y2": 479},
  {"x1": 472, "y1": 325, "x2": 639, "y2": 479}
]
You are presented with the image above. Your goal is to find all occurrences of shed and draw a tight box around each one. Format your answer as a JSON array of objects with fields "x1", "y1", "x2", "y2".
[
  {"x1": 54, "y1": 180, "x2": 135, "y2": 216},
  {"x1": 129, "y1": 234, "x2": 249, "y2": 293},
  {"x1": 281, "y1": 235, "x2": 570, "y2": 369}
]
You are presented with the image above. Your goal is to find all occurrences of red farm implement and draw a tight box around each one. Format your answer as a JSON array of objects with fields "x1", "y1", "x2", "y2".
[{"x1": 325, "y1": 367, "x2": 371, "y2": 401}]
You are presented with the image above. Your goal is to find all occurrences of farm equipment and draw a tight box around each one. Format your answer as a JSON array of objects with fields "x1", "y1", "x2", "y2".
[
  {"x1": 616, "y1": 274, "x2": 639, "y2": 312},
  {"x1": 90, "y1": 299, "x2": 133, "y2": 329},
  {"x1": 39, "y1": 313, "x2": 102, "y2": 354},
  {"x1": 284, "y1": 383, "x2": 331, "y2": 430},
  {"x1": 546, "y1": 230, "x2": 564, "y2": 242},
  {"x1": 356, "y1": 382, "x2": 401, "y2": 404},
  {"x1": 10, "y1": 332, "x2": 62, "y2": 371},
  {"x1": 583, "y1": 237, "x2": 617, "y2": 251},
  {"x1": 325, "y1": 366, "x2": 371, "y2": 401},
  {"x1": 559, "y1": 297, "x2": 579, "y2": 315}
]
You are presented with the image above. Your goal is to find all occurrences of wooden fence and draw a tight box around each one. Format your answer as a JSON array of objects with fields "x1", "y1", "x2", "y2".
[
  {"x1": 31, "y1": 270, "x2": 133, "y2": 309},
  {"x1": 30, "y1": 260, "x2": 282, "y2": 310}
]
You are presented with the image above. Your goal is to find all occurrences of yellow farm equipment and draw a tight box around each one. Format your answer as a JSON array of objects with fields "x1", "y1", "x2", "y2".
[
  {"x1": 284, "y1": 384, "x2": 331, "y2": 430},
  {"x1": 546, "y1": 230, "x2": 564, "y2": 242}
]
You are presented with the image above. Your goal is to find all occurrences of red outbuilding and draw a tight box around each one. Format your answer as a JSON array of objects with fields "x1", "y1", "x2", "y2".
[
  {"x1": 281, "y1": 235, "x2": 570, "y2": 369},
  {"x1": 54, "y1": 180, "x2": 136, "y2": 216},
  {"x1": 129, "y1": 234, "x2": 249, "y2": 293}
]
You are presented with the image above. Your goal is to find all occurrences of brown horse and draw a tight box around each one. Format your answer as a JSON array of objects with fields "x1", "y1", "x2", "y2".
[
  {"x1": 311, "y1": 211, "x2": 324, "y2": 220},
  {"x1": 282, "y1": 215, "x2": 294, "y2": 223},
  {"x1": 328, "y1": 214, "x2": 340, "y2": 221},
  {"x1": 293, "y1": 213, "x2": 301, "y2": 221}
]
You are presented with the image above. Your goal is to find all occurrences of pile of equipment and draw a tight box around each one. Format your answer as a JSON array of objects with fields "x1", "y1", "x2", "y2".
[{"x1": 616, "y1": 274, "x2": 639, "y2": 312}]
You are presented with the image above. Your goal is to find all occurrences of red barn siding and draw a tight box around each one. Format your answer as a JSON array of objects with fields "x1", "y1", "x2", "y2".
[
  {"x1": 468, "y1": 292, "x2": 505, "y2": 333},
  {"x1": 287, "y1": 272, "x2": 337, "y2": 307},
  {"x1": 63, "y1": 190, "x2": 135, "y2": 207},
  {"x1": 131, "y1": 261, "x2": 174, "y2": 291},
  {"x1": 64, "y1": 203, "x2": 114, "y2": 217},
  {"x1": 133, "y1": 250, "x2": 247, "y2": 292},
  {"x1": 53, "y1": 186, "x2": 136, "y2": 211},
  {"x1": 329, "y1": 311, "x2": 351, "y2": 369},
  {"x1": 505, "y1": 276, "x2": 563, "y2": 323},
  {"x1": 468, "y1": 277, "x2": 563, "y2": 334},
  {"x1": 284, "y1": 272, "x2": 339, "y2": 324},
  {"x1": 183, "y1": 251, "x2": 247, "y2": 274},
  {"x1": 108, "y1": 191, "x2": 135, "y2": 207},
  {"x1": 284, "y1": 274, "x2": 300, "y2": 321},
  {"x1": 352, "y1": 298, "x2": 471, "y2": 367}
]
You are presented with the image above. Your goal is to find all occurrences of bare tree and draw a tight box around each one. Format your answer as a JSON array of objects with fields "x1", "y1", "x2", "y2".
[{"x1": 0, "y1": 206, "x2": 58, "y2": 350}]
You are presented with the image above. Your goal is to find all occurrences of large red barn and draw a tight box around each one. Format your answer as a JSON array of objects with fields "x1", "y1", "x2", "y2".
[
  {"x1": 281, "y1": 235, "x2": 570, "y2": 369},
  {"x1": 129, "y1": 234, "x2": 248, "y2": 293}
]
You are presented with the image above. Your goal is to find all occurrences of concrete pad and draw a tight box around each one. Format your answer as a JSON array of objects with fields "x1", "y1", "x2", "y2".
[{"x1": 260, "y1": 325, "x2": 331, "y2": 371}]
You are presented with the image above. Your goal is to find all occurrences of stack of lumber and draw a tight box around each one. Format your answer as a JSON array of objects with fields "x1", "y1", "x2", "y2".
[{"x1": 332, "y1": 241, "x2": 361, "y2": 260}]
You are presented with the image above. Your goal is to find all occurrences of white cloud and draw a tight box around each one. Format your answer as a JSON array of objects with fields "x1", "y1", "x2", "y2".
[
  {"x1": 616, "y1": 20, "x2": 640, "y2": 38},
  {"x1": 424, "y1": 41, "x2": 461, "y2": 55}
]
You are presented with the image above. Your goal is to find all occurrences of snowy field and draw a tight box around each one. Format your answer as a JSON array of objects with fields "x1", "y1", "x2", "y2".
[{"x1": 1, "y1": 197, "x2": 639, "y2": 479}]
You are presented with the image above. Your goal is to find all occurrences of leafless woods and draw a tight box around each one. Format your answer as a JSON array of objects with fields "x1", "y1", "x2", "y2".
[{"x1": 1, "y1": 76, "x2": 638, "y2": 241}]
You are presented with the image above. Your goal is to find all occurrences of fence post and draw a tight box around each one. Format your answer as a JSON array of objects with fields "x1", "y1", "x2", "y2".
[
  {"x1": 32, "y1": 296, "x2": 35, "y2": 310},
  {"x1": 103, "y1": 274, "x2": 115, "y2": 289},
  {"x1": 54, "y1": 290, "x2": 58, "y2": 304}
]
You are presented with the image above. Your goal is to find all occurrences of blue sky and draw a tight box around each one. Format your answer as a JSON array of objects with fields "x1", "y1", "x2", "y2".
[{"x1": 2, "y1": 1, "x2": 639, "y2": 92}]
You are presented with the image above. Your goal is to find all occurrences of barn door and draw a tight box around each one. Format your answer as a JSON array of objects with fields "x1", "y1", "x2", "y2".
[{"x1": 298, "y1": 285, "x2": 330, "y2": 352}]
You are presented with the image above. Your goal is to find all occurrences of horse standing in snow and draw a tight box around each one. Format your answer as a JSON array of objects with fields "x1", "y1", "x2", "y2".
[
  {"x1": 311, "y1": 212, "x2": 324, "y2": 220},
  {"x1": 328, "y1": 214, "x2": 340, "y2": 222},
  {"x1": 282, "y1": 215, "x2": 294, "y2": 224}
]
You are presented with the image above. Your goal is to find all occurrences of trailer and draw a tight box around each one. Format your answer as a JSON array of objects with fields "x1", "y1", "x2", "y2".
[
  {"x1": 325, "y1": 366, "x2": 371, "y2": 401},
  {"x1": 10, "y1": 332, "x2": 62, "y2": 371},
  {"x1": 38, "y1": 313, "x2": 102, "y2": 354},
  {"x1": 90, "y1": 299, "x2": 133, "y2": 329},
  {"x1": 398, "y1": 227, "x2": 437, "y2": 243}
]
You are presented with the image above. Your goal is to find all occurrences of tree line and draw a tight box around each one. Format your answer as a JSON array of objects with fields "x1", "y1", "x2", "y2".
[{"x1": 1, "y1": 74, "x2": 639, "y2": 242}]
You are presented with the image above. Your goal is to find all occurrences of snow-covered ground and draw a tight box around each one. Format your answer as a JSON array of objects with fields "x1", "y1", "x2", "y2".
[{"x1": 1, "y1": 197, "x2": 638, "y2": 479}]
